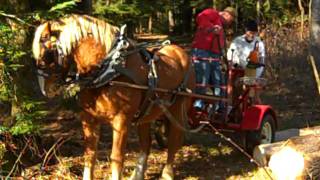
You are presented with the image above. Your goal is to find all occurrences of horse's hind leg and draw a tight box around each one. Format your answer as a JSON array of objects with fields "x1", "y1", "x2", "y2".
[
  {"x1": 129, "y1": 123, "x2": 152, "y2": 180},
  {"x1": 161, "y1": 100, "x2": 186, "y2": 180},
  {"x1": 81, "y1": 112, "x2": 101, "y2": 180}
]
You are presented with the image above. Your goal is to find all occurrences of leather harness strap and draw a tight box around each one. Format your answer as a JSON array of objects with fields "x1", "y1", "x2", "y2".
[{"x1": 133, "y1": 49, "x2": 160, "y2": 120}]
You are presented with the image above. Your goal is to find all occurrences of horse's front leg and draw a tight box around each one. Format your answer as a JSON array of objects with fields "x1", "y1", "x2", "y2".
[
  {"x1": 110, "y1": 114, "x2": 130, "y2": 180},
  {"x1": 129, "y1": 123, "x2": 151, "y2": 180},
  {"x1": 81, "y1": 112, "x2": 101, "y2": 180}
]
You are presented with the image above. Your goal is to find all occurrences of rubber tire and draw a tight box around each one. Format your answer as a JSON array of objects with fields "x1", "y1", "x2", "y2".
[
  {"x1": 245, "y1": 113, "x2": 275, "y2": 154},
  {"x1": 154, "y1": 119, "x2": 169, "y2": 149}
]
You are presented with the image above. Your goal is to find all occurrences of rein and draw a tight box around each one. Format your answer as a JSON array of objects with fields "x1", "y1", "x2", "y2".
[{"x1": 38, "y1": 24, "x2": 198, "y2": 130}]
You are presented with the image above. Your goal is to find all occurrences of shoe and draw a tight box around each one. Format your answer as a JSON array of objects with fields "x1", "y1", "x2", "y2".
[
  {"x1": 216, "y1": 107, "x2": 225, "y2": 114},
  {"x1": 215, "y1": 105, "x2": 233, "y2": 114},
  {"x1": 227, "y1": 105, "x2": 233, "y2": 114},
  {"x1": 195, "y1": 106, "x2": 203, "y2": 112},
  {"x1": 193, "y1": 100, "x2": 204, "y2": 111}
]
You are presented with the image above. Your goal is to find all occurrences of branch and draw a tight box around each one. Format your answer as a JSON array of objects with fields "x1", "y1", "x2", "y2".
[
  {"x1": 5, "y1": 138, "x2": 31, "y2": 178},
  {"x1": 201, "y1": 121, "x2": 275, "y2": 180},
  {"x1": 309, "y1": 55, "x2": 320, "y2": 95},
  {"x1": 0, "y1": 11, "x2": 35, "y2": 27},
  {"x1": 41, "y1": 137, "x2": 64, "y2": 170}
]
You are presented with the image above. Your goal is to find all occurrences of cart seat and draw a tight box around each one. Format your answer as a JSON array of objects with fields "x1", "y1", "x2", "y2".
[{"x1": 239, "y1": 77, "x2": 267, "y2": 88}]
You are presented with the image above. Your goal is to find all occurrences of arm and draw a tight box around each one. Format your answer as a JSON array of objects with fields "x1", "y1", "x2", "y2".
[
  {"x1": 196, "y1": 9, "x2": 222, "y2": 34},
  {"x1": 227, "y1": 41, "x2": 240, "y2": 65},
  {"x1": 256, "y1": 41, "x2": 266, "y2": 77},
  {"x1": 258, "y1": 41, "x2": 266, "y2": 64}
]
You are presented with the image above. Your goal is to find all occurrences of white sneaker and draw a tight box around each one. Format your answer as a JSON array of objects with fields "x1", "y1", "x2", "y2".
[{"x1": 227, "y1": 105, "x2": 233, "y2": 115}]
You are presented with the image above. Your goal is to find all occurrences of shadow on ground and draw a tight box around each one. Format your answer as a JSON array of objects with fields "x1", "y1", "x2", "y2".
[{"x1": 30, "y1": 114, "x2": 258, "y2": 179}]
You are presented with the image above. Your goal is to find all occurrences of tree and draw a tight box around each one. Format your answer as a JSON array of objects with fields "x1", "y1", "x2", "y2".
[
  {"x1": 310, "y1": 0, "x2": 320, "y2": 54},
  {"x1": 310, "y1": 0, "x2": 320, "y2": 95},
  {"x1": 77, "y1": 0, "x2": 92, "y2": 14}
]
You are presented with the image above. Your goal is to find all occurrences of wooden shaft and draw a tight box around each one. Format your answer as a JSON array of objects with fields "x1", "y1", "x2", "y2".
[
  {"x1": 109, "y1": 81, "x2": 229, "y2": 102},
  {"x1": 309, "y1": 55, "x2": 320, "y2": 95}
]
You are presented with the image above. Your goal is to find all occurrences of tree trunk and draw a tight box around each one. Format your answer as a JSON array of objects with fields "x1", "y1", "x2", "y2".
[
  {"x1": 168, "y1": 10, "x2": 175, "y2": 33},
  {"x1": 298, "y1": 0, "x2": 305, "y2": 41},
  {"x1": 253, "y1": 126, "x2": 320, "y2": 179},
  {"x1": 139, "y1": 20, "x2": 142, "y2": 33},
  {"x1": 268, "y1": 135, "x2": 320, "y2": 179},
  {"x1": 78, "y1": 0, "x2": 92, "y2": 14},
  {"x1": 148, "y1": 15, "x2": 153, "y2": 33},
  {"x1": 1, "y1": 0, "x2": 30, "y2": 13},
  {"x1": 310, "y1": 0, "x2": 320, "y2": 94},
  {"x1": 181, "y1": 0, "x2": 192, "y2": 34},
  {"x1": 311, "y1": 0, "x2": 320, "y2": 52},
  {"x1": 256, "y1": 0, "x2": 261, "y2": 25},
  {"x1": 235, "y1": 1, "x2": 238, "y2": 33}
]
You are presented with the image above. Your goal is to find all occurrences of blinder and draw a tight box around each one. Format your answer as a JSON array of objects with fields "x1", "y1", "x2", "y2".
[{"x1": 37, "y1": 34, "x2": 67, "y2": 78}]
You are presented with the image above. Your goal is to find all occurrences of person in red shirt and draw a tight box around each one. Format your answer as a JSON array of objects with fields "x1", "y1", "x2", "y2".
[{"x1": 192, "y1": 7, "x2": 235, "y2": 111}]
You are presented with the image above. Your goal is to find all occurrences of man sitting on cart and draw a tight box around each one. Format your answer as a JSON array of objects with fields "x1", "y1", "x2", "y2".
[
  {"x1": 227, "y1": 20, "x2": 266, "y2": 104},
  {"x1": 191, "y1": 6, "x2": 235, "y2": 112}
]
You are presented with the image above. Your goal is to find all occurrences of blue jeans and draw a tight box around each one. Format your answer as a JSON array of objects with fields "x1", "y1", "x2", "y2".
[{"x1": 191, "y1": 49, "x2": 225, "y2": 110}]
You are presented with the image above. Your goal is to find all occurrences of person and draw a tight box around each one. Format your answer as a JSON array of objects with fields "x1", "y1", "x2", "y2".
[
  {"x1": 227, "y1": 20, "x2": 266, "y2": 103},
  {"x1": 191, "y1": 7, "x2": 235, "y2": 111},
  {"x1": 227, "y1": 20, "x2": 265, "y2": 77}
]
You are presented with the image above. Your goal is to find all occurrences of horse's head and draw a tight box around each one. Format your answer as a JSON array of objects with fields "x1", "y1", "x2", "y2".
[
  {"x1": 32, "y1": 22, "x2": 69, "y2": 98},
  {"x1": 33, "y1": 15, "x2": 121, "y2": 97}
]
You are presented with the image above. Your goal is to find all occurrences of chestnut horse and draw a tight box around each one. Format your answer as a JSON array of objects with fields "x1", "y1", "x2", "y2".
[{"x1": 32, "y1": 14, "x2": 195, "y2": 180}]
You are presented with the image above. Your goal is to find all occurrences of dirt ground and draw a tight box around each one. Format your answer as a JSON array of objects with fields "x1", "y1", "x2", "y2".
[
  {"x1": 6, "y1": 30, "x2": 320, "y2": 179},
  {"x1": 22, "y1": 113, "x2": 264, "y2": 179}
]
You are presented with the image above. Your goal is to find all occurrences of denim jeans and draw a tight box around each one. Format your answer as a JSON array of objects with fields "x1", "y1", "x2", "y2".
[{"x1": 191, "y1": 49, "x2": 225, "y2": 110}]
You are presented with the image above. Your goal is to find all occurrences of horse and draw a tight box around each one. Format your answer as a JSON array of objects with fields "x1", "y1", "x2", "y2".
[{"x1": 32, "y1": 14, "x2": 195, "y2": 180}]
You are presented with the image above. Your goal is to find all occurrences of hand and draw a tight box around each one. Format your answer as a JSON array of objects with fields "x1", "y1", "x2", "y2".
[{"x1": 211, "y1": 25, "x2": 222, "y2": 34}]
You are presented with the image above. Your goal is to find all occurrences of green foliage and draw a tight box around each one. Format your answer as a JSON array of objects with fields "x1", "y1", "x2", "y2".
[
  {"x1": 9, "y1": 105, "x2": 46, "y2": 135},
  {"x1": 95, "y1": 1, "x2": 140, "y2": 16},
  {"x1": 0, "y1": 0, "x2": 82, "y2": 137},
  {"x1": 49, "y1": 0, "x2": 79, "y2": 13},
  {"x1": 0, "y1": 24, "x2": 24, "y2": 102},
  {"x1": 0, "y1": 21, "x2": 46, "y2": 136}
]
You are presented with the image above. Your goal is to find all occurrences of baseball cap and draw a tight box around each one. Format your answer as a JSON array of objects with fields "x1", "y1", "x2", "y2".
[{"x1": 224, "y1": 7, "x2": 236, "y2": 18}]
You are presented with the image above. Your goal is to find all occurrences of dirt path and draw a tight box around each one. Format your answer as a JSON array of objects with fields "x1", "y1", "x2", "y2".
[{"x1": 23, "y1": 114, "x2": 264, "y2": 179}]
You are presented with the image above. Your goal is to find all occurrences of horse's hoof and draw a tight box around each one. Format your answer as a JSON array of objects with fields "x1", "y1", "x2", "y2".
[
  {"x1": 160, "y1": 165, "x2": 174, "y2": 180},
  {"x1": 129, "y1": 168, "x2": 144, "y2": 180}
]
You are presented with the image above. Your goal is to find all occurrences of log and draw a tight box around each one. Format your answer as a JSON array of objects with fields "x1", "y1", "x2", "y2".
[{"x1": 253, "y1": 126, "x2": 320, "y2": 179}]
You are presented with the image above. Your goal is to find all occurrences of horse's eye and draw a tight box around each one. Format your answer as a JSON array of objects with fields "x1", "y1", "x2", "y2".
[{"x1": 37, "y1": 60, "x2": 46, "y2": 69}]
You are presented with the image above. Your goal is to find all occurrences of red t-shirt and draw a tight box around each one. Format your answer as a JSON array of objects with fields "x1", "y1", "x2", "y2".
[{"x1": 192, "y1": 8, "x2": 225, "y2": 55}]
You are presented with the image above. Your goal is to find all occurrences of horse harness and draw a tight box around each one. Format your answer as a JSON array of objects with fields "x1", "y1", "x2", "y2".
[{"x1": 37, "y1": 25, "x2": 193, "y2": 124}]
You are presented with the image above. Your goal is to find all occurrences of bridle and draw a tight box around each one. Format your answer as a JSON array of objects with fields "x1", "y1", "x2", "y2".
[{"x1": 35, "y1": 24, "x2": 132, "y2": 89}]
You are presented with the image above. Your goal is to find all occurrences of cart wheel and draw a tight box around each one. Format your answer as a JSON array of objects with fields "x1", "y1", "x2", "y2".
[
  {"x1": 154, "y1": 119, "x2": 169, "y2": 149},
  {"x1": 245, "y1": 113, "x2": 275, "y2": 153}
]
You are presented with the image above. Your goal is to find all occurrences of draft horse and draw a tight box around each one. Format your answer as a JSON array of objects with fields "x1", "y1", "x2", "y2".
[{"x1": 32, "y1": 14, "x2": 195, "y2": 179}]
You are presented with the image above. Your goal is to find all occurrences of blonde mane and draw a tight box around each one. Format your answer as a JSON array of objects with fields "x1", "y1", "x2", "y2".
[
  {"x1": 33, "y1": 14, "x2": 119, "y2": 60},
  {"x1": 33, "y1": 23, "x2": 49, "y2": 60}
]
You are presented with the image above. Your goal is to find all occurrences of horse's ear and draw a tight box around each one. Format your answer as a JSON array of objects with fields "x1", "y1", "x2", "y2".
[
  {"x1": 41, "y1": 22, "x2": 52, "y2": 35},
  {"x1": 44, "y1": 21, "x2": 62, "y2": 34},
  {"x1": 49, "y1": 21, "x2": 63, "y2": 33}
]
